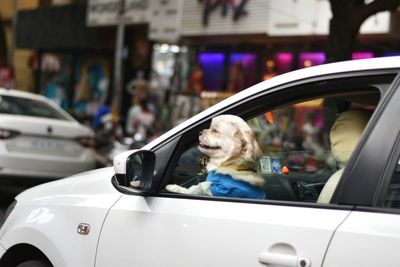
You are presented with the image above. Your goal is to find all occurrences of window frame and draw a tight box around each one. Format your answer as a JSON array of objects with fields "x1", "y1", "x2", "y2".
[
  {"x1": 152, "y1": 70, "x2": 398, "y2": 209},
  {"x1": 333, "y1": 72, "x2": 400, "y2": 207},
  {"x1": 353, "y1": 73, "x2": 400, "y2": 212}
]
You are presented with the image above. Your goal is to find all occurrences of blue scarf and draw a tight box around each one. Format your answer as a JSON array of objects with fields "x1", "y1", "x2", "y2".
[{"x1": 206, "y1": 171, "x2": 266, "y2": 199}]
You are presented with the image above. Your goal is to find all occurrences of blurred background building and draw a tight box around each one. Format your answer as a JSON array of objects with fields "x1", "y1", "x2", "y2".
[{"x1": 0, "y1": 0, "x2": 399, "y2": 135}]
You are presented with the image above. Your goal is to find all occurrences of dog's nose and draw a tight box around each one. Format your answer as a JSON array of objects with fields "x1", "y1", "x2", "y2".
[{"x1": 199, "y1": 130, "x2": 203, "y2": 137}]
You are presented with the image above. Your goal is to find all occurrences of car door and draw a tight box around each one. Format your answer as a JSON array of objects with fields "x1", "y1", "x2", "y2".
[
  {"x1": 321, "y1": 74, "x2": 400, "y2": 267},
  {"x1": 95, "y1": 71, "x2": 397, "y2": 267},
  {"x1": 96, "y1": 197, "x2": 350, "y2": 267}
]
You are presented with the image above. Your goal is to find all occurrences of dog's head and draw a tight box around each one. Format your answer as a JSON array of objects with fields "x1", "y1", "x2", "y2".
[{"x1": 198, "y1": 115, "x2": 262, "y2": 171}]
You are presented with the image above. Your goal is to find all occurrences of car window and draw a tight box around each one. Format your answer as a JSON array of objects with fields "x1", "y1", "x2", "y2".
[
  {"x1": 248, "y1": 100, "x2": 375, "y2": 202},
  {"x1": 247, "y1": 100, "x2": 333, "y2": 202},
  {"x1": 164, "y1": 88, "x2": 381, "y2": 203},
  {"x1": 0, "y1": 95, "x2": 69, "y2": 120}
]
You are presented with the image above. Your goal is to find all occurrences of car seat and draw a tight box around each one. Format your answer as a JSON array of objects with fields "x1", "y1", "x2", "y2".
[{"x1": 317, "y1": 109, "x2": 372, "y2": 203}]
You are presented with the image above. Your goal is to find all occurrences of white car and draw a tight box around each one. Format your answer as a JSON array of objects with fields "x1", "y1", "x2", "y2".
[
  {"x1": 0, "y1": 88, "x2": 96, "y2": 179},
  {"x1": 1, "y1": 57, "x2": 400, "y2": 267}
]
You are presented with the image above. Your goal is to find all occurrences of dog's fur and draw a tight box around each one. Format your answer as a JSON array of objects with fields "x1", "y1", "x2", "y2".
[{"x1": 166, "y1": 115, "x2": 265, "y2": 197}]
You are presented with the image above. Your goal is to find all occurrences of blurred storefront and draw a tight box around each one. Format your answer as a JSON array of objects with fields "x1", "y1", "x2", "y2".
[
  {"x1": 87, "y1": 0, "x2": 184, "y2": 132},
  {"x1": 0, "y1": 1, "x2": 81, "y2": 92},
  {"x1": 171, "y1": 0, "x2": 400, "y2": 125},
  {"x1": 15, "y1": 3, "x2": 115, "y2": 125},
  {"x1": 13, "y1": 0, "x2": 186, "y2": 131},
  {"x1": 10, "y1": 0, "x2": 400, "y2": 133},
  {"x1": 0, "y1": 0, "x2": 41, "y2": 91},
  {"x1": 23, "y1": 51, "x2": 113, "y2": 124},
  {"x1": 43, "y1": 53, "x2": 113, "y2": 124}
]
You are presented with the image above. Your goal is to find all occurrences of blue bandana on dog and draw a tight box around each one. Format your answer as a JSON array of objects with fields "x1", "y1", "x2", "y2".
[{"x1": 207, "y1": 171, "x2": 266, "y2": 199}]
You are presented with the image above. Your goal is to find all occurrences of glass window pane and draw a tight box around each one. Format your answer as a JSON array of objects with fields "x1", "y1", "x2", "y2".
[{"x1": 0, "y1": 95, "x2": 69, "y2": 120}]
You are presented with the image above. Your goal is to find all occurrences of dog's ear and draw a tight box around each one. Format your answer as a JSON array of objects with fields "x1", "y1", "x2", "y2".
[{"x1": 241, "y1": 129, "x2": 263, "y2": 161}]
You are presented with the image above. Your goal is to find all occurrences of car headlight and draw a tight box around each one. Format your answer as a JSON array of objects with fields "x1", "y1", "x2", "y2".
[{"x1": 4, "y1": 200, "x2": 17, "y2": 223}]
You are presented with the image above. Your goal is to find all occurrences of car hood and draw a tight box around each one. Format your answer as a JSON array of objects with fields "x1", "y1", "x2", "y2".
[
  {"x1": 15, "y1": 167, "x2": 122, "y2": 206},
  {"x1": 0, "y1": 167, "x2": 122, "y2": 266}
]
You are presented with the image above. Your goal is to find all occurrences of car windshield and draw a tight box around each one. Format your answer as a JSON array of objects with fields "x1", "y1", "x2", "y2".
[{"x1": 0, "y1": 95, "x2": 69, "y2": 121}]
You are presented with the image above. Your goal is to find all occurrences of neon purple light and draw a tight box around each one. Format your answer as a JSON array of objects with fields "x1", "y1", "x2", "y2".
[
  {"x1": 199, "y1": 53, "x2": 225, "y2": 62},
  {"x1": 198, "y1": 53, "x2": 225, "y2": 91},
  {"x1": 352, "y1": 52, "x2": 374, "y2": 60},
  {"x1": 230, "y1": 53, "x2": 256, "y2": 65},
  {"x1": 230, "y1": 53, "x2": 257, "y2": 87},
  {"x1": 383, "y1": 52, "x2": 400, "y2": 57},
  {"x1": 298, "y1": 52, "x2": 326, "y2": 68},
  {"x1": 275, "y1": 53, "x2": 293, "y2": 73}
]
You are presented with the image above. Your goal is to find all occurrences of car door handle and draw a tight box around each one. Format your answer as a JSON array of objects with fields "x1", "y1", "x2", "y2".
[{"x1": 258, "y1": 252, "x2": 311, "y2": 267}]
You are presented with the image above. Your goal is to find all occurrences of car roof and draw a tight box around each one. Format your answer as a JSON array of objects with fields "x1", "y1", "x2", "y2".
[{"x1": 144, "y1": 56, "x2": 400, "y2": 150}]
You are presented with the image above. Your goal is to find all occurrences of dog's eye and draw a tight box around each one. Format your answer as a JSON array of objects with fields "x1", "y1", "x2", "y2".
[{"x1": 212, "y1": 128, "x2": 219, "y2": 133}]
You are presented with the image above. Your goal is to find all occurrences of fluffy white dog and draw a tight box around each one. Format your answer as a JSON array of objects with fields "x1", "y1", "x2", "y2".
[{"x1": 166, "y1": 115, "x2": 266, "y2": 199}]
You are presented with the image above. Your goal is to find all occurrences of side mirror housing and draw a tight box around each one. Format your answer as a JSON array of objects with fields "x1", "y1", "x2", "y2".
[{"x1": 113, "y1": 150, "x2": 155, "y2": 193}]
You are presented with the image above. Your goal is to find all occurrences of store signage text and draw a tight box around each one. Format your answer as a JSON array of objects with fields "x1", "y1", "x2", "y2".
[
  {"x1": 88, "y1": 0, "x2": 182, "y2": 41},
  {"x1": 89, "y1": 1, "x2": 120, "y2": 14},
  {"x1": 126, "y1": 0, "x2": 149, "y2": 11},
  {"x1": 87, "y1": 0, "x2": 151, "y2": 25},
  {"x1": 88, "y1": 0, "x2": 149, "y2": 14},
  {"x1": 200, "y1": 0, "x2": 250, "y2": 26}
]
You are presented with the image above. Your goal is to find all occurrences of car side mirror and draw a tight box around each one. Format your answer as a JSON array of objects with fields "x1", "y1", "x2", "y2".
[{"x1": 113, "y1": 150, "x2": 155, "y2": 193}]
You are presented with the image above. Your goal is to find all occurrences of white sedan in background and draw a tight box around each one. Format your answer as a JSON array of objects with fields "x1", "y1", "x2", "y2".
[
  {"x1": 0, "y1": 88, "x2": 96, "y2": 179},
  {"x1": 1, "y1": 57, "x2": 400, "y2": 267}
]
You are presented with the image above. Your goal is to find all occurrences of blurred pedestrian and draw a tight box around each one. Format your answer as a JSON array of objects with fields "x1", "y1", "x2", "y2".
[
  {"x1": 126, "y1": 71, "x2": 147, "y2": 105},
  {"x1": 92, "y1": 103, "x2": 111, "y2": 130},
  {"x1": 186, "y1": 63, "x2": 204, "y2": 95},
  {"x1": 227, "y1": 61, "x2": 245, "y2": 93},
  {"x1": 132, "y1": 98, "x2": 155, "y2": 140},
  {"x1": 263, "y1": 59, "x2": 278, "y2": 80}
]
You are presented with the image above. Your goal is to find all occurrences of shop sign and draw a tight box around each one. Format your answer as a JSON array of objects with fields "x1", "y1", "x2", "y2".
[
  {"x1": 181, "y1": 0, "x2": 268, "y2": 36},
  {"x1": 87, "y1": 0, "x2": 182, "y2": 41},
  {"x1": 181, "y1": 0, "x2": 390, "y2": 37},
  {"x1": 200, "y1": 0, "x2": 250, "y2": 27},
  {"x1": 149, "y1": 0, "x2": 183, "y2": 42},
  {"x1": 124, "y1": 0, "x2": 151, "y2": 24},
  {"x1": 87, "y1": 0, "x2": 150, "y2": 26},
  {"x1": 87, "y1": 0, "x2": 121, "y2": 26}
]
